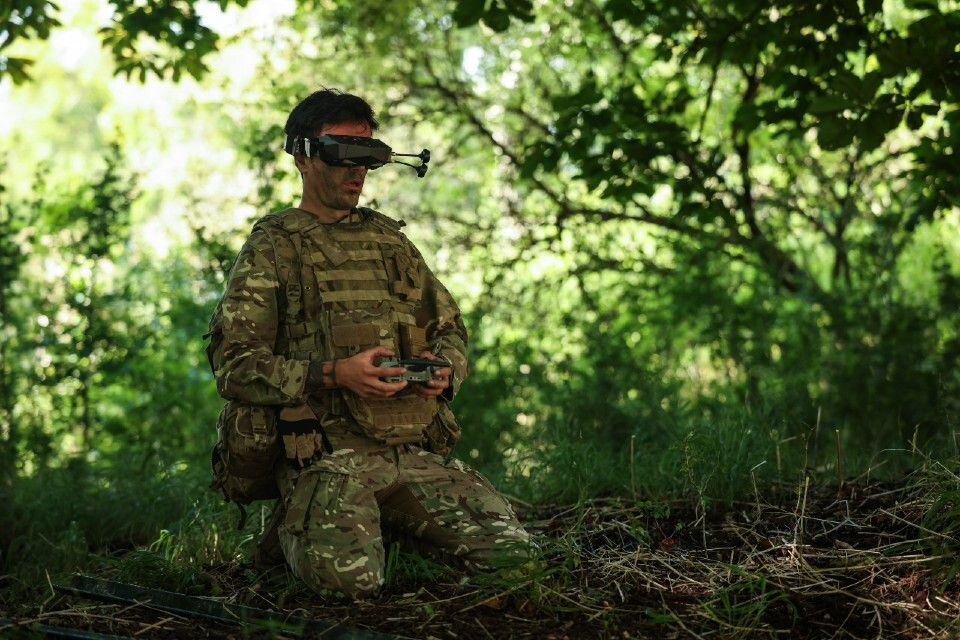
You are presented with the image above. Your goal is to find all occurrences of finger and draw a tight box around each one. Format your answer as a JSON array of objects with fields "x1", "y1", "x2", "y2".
[
  {"x1": 363, "y1": 346, "x2": 396, "y2": 361},
  {"x1": 370, "y1": 366, "x2": 408, "y2": 378},
  {"x1": 431, "y1": 367, "x2": 452, "y2": 378}
]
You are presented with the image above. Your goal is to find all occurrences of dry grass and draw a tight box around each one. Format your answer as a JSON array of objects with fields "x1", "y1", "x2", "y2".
[{"x1": 4, "y1": 478, "x2": 960, "y2": 639}]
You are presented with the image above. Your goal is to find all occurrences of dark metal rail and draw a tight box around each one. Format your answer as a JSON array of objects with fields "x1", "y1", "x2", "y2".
[
  {"x1": 52, "y1": 575, "x2": 410, "y2": 639},
  {"x1": 0, "y1": 618, "x2": 135, "y2": 639}
]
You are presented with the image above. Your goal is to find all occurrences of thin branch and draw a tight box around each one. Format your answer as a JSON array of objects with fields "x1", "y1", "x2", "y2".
[
  {"x1": 694, "y1": 47, "x2": 724, "y2": 143},
  {"x1": 587, "y1": 0, "x2": 630, "y2": 67}
]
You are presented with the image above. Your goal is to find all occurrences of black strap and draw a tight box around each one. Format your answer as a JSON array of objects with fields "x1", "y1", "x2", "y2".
[{"x1": 235, "y1": 503, "x2": 248, "y2": 530}]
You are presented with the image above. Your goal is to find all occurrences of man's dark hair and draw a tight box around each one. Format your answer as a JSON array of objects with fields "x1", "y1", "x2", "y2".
[{"x1": 284, "y1": 88, "x2": 379, "y2": 139}]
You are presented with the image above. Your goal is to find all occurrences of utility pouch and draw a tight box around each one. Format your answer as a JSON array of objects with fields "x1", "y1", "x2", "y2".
[
  {"x1": 332, "y1": 323, "x2": 380, "y2": 356},
  {"x1": 210, "y1": 401, "x2": 281, "y2": 505},
  {"x1": 390, "y1": 252, "x2": 422, "y2": 303},
  {"x1": 278, "y1": 403, "x2": 333, "y2": 468},
  {"x1": 422, "y1": 400, "x2": 462, "y2": 458},
  {"x1": 399, "y1": 324, "x2": 428, "y2": 358}
]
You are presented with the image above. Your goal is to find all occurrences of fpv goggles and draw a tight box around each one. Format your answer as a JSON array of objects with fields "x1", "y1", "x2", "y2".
[{"x1": 283, "y1": 134, "x2": 430, "y2": 177}]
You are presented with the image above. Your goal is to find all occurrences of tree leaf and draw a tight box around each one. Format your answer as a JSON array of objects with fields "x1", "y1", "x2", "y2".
[
  {"x1": 809, "y1": 94, "x2": 852, "y2": 115},
  {"x1": 482, "y1": 5, "x2": 512, "y2": 32},
  {"x1": 452, "y1": 0, "x2": 487, "y2": 27},
  {"x1": 817, "y1": 115, "x2": 856, "y2": 150}
]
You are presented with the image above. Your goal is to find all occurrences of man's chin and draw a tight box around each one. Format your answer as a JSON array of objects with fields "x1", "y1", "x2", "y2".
[{"x1": 334, "y1": 195, "x2": 361, "y2": 210}]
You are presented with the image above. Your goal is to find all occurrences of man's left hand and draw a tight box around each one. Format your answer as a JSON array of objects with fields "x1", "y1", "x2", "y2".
[{"x1": 414, "y1": 351, "x2": 452, "y2": 399}]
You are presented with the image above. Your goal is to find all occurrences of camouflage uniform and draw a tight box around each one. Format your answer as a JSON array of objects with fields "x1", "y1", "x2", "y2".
[{"x1": 212, "y1": 207, "x2": 530, "y2": 597}]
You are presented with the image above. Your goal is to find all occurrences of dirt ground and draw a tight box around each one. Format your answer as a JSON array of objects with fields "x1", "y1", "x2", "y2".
[{"x1": 6, "y1": 479, "x2": 960, "y2": 639}]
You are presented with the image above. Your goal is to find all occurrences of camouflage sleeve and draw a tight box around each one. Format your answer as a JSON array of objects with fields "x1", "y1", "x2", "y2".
[
  {"x1": 406, "y1": 237, "x2": 469, "y2": 401},
  {"x1": 213, "y1": 229, "x2": 310, "y2": 405}
]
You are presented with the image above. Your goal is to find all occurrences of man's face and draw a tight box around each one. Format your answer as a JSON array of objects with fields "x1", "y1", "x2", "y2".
[{"x1": 297, "y1": 120, "x2": 373, "y2": 213}]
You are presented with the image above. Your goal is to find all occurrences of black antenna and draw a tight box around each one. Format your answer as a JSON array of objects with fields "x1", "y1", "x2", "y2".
[{"x1": 392, "y1": 149, "x2": 430, "y2": 177}]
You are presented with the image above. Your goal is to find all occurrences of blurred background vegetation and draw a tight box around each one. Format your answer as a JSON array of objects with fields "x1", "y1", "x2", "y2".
[{"x1": 1, "y1": 0, "x2": 959, "y2": 603}]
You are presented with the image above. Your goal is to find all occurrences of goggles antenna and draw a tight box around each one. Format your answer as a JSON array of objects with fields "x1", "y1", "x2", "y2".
[{"x1": 391, "y1": 149, "x2": 430, "y2": 178}]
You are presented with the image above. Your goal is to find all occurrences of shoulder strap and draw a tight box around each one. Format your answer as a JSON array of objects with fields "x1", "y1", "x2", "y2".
[
  {"x1": 252, "y1": 218, "x2": 302, "y2": 328},
  {"x1": 361, "y1": 207, "x2": 406, "y2": 233}
]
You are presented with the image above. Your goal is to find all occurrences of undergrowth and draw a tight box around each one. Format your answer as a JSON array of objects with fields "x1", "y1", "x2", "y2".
[{"x1": 1, "y1": 413, "x2": 955, "y2": 617}]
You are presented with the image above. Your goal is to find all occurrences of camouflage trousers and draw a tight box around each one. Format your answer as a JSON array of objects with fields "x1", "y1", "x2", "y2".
[{"x1": 273, "y1": 430, "x2": 531, "y2": 598}]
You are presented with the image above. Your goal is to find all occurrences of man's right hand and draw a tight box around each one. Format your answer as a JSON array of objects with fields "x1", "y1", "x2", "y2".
[{"x1": 337, "y1": 347, "x2": 409, "y2": 398}]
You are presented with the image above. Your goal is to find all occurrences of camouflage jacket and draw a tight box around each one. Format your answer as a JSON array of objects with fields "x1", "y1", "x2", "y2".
[{"x1": 210, "y1": 207, "x2": 468, "y2": 411}]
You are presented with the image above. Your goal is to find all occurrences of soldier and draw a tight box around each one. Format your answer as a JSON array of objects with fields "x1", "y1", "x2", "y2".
[{"x1": 209, "y1": 88, "x2": 531, "y2": 598}]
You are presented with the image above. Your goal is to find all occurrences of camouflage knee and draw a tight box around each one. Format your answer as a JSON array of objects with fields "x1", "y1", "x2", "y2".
[
  {"x1": 289, "y1": 542, "x2": 385, "y2": 599},
  {"x1": 275, "y1": 459, "x2": 387, "y2": 599},
  {"x1": 387, "y1": 450, "x2": 533, "y2": 570}
]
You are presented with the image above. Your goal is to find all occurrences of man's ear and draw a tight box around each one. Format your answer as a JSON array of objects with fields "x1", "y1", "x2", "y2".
[{"x1": 294, "y1": 153, "x2": 308, "y2": 175}]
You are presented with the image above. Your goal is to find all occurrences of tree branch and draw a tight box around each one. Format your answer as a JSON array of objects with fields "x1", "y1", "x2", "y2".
[{"x1": 587, "y1": 0, "x2": 630, "y2": 68}]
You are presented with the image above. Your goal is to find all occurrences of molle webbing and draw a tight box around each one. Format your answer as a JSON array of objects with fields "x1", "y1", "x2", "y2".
[
  {"x1": 361, "y1": 395, "x2": 437, "y2": 430},
  {"x1": 327, "y1": 231, "x2": 403, "y2": 245},
  {"x1": 323, "y1": 214, "x2": 434, "y2": 440},
  {"x1": 283, "y1": 320, "x2": 321, "y2": 339},
  {"x1": 313, "y1": 249, "x2": 384, "y2": 262},
  {"x1": 321, "y1": 290, "x2": 395, "y2": 303},
  {"x1": 313, "y1": 270, "x2": 389, "y2": 282}
]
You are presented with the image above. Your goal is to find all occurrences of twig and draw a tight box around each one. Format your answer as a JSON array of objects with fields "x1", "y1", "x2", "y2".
[
  {"x1": 836, "y1": 429, "x2": 844, "y2": 498},
  {"x1": 473, "y1": 616, "x2": 496, "y2": 640},
  {"x1": 134, "y1": 616, "x2": 175, "y2": 636},
  {"x1": 794, "y1": 474, "x2": 810, "y2": 545}
]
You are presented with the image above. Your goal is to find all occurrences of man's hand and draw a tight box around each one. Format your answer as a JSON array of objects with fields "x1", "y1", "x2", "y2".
[
  {"x1": 338, "y1": 347, "x2": 409, "y2": 398},
  {"x1": 413, "y1": 351, "x2": 452, "y2": 399}
]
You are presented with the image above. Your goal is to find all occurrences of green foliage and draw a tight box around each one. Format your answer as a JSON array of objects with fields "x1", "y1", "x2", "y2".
[
  {"x1": 0, "y1": 456, "x2": 234, "y2": 596},
  {"x1": 452, "y1": 0, "x2": 534, "y2": 32},
  {"x1": 384, "y1": 542, "x2": 455, "y2": 587},
  {"x1": 283, "y1": 0, "x2": 960, "y2": 447},
  {"x1": 921, "y1": 463, "x2": 960, "y2": 588},
  {"x1": 99, "y1": 0, "x2": 247, "y2": 82},
  {"x1": 1, "y1": 0, "x2": 251, "y2": 84},
  {"x1": 698, "y1": 567, "x2": 798, "y2": 638},
  {"x1": 0, "y1": 1, "x2": 60, "y2": 84}
]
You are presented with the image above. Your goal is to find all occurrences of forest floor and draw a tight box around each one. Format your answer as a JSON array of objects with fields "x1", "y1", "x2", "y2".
[{"x1": 5, "y1": 479, "x2": 960, "y2": 639}]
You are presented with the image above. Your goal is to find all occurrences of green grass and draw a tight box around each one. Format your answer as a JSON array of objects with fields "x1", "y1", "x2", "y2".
[
  {"x1": 493, "y1": 405, "x2": 938, "y2": 507},
  {"x1": 2, "y1": 411, "x2": 954, "y2": 616},
  {"x1": 0, "y1": 456, "x2": 248, "y2": 607},
  {"x1": 384, "y1": 541, "x2": 456, "y2": 587},
  {"x1": 697, "y1": 567, "x2": 798, "y2": 639}
]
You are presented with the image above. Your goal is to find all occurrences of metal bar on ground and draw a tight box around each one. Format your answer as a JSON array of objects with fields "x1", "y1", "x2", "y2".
[
  {"x1": 0, "y1": 618, "x2": 136, "y2": 640},
  {"x1": 54, "y1": 575, "x2": 409, "y2": 640}
]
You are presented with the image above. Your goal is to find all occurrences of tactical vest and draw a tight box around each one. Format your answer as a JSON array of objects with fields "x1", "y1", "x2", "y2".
[
  {"x1": 265, "y1": 207, "x2": 438, "y2": 442},
  {"x1": 207, "y1": 207, "x2": 452, "y2": 507}
]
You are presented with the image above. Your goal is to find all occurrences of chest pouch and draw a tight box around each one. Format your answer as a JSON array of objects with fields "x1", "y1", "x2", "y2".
[
  {"x1": 399, "y1": 324, "x2": 429, "y2": 358},
  {"x1": 327, "y1": 313, "x2": 435, "y2": 443},
  {"x1": 389, "y1": 251, "x2": 423, "y2": 303},
  {"x1": 332, "y1": 323, "x2": 380, "y2": 356}
]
